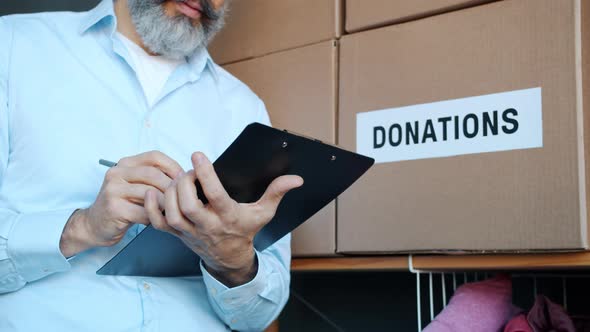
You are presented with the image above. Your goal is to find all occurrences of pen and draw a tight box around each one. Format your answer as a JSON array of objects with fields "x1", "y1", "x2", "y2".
[{"x1": 99, "y1": 159, "x2": 117, "y2": 168}]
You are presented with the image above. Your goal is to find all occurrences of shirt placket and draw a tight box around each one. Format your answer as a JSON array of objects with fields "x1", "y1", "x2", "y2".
[
  {"x1": 139, "y1": 279, "x2": 159, "y2": 332},
  {"x1": 139, "y1": 107, "x2": 155, "y2": 150}
]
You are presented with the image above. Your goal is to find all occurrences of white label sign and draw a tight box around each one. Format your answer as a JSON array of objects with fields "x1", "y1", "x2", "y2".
[{"x1": 356, "y1": 87, "x2": 543, "y2": 164}]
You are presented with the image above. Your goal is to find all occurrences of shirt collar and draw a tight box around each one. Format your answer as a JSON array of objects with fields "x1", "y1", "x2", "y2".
[
  {"x1": 80, "y1": 0, "x2": 219, "y2": 81},
  {"x1": 205, "y1": 56, "x2": 220, "y2": 83},
  {"x1": 188, "y1": 49, "x2": 220, "y2": 83},
  {"x1": 79, "y1": 0, "x2": 116, "y2": 35}
]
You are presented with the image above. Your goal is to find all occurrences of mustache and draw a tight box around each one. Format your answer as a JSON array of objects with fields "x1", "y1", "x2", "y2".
[{"x1": 174, "y1": 0, "x2": 222, "y2": 21}]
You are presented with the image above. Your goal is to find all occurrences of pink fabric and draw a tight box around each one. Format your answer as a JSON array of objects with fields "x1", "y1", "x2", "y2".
[
  {"x1": 504, "y1": 314, "x2": 533, "y2": 332},
  {"x1": 527, "y1": 295, "x2": 575, "y2": 332},
  {"x1": 423, "y1": 275, "x2": 515, "y2": 332}
]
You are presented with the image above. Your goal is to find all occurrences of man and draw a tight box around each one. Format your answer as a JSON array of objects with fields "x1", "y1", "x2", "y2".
[{"x1": 0, "y1": 0, "x2": 303, "y2": 331}]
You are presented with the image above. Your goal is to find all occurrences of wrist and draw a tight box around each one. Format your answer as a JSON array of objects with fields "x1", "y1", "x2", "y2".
[
  {"x1": 59, "y1": 209, "x2": 94, "y2": 258},
  {"x1": 204, "y1": 250, "x2": 258, "y2": 288}
]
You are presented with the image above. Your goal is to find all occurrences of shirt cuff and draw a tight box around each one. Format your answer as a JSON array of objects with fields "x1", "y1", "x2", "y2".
[
  {"x1": 200, "y1": 251, "x2": 282, "y2": 312},
  {"x1": 7, "y1": 209, "x2": 75, "y2": 282}
]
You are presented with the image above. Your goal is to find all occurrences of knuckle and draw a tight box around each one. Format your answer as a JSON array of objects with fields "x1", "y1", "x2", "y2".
[
  {"x1": 143, "y1": 189, "x2": 155, "y2": 205},
  {"x1": 176, "y1": 171, "x2": 187, "y2": 183},
  {"x1": 156, "y1": 192, "x2": 166, "y2": 206},
  {"x1": 151, "y1": 220, "x2": 165, "y2": 230},
  {"x1": 208, "y1": 188, "x2": 224, "y2": 202},
  {"x1": 104, "y1": 198, "x2": 120, "y2": 215},
  {"x1": 180, "y1": 203, "x2": 198, "y2": 220},
  {"x1": 191, "y1": 215, "x2": 208, "y2": 229},
  {"x1": 200, "y1": 222, "x2": 217, "y2": 235},
  {"x1": 149, "y1": 150, "x2": 163, "y2": 158},
  {"x1": 149, "y1": 150, "x2": 165, "y2": 163},
  {"x1": 102, "y1": 183, "x2": 118, "y2": 198},
  {"x1": 221, "y1": 207, "x2": 239, "y2": 223},
  {"x1": 165, "y1": 185, "x2": 176, "y2": 197},
  {"x1": 167, "y1": 217, "x2": 183, "y2": 229},
  {"x1": 118, "y1": 156, "x2": 130, "y2": 166},
  {"x1": 145, "y1": 167, "x2": 160, "y2": 183},
  {"x1": 104, "y1": 168, "x2": 118, "y2": 182}
]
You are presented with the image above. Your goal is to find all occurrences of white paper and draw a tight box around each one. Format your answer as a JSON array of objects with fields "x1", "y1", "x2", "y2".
[{"x1": 356, "y1": 87, "x2": 543, "y2": 164}]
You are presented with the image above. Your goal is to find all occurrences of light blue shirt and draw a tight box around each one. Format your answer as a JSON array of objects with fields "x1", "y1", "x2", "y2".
[{"x1": 0, "y1": 1, "x2": 291, "y2": 331}]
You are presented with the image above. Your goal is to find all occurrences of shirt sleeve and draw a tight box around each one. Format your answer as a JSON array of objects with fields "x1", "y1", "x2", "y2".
[
  {"x1": 200, "y1": 99, "x2": 292, "y2": 331},
  {"x1": 0, "y1": 17, "x2": 73, "y2": 294},
  {"x1": 200, "y1": 234, "x2": 291, "y2": 332}
]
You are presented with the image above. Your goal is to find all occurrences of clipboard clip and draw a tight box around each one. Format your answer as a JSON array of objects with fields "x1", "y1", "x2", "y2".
[
  {"x1": 282, "y1": 129, "x2": 339, "y2": 161},
  {"x1": 282, "y1": 129, "x2": 323, "y2": 144}
]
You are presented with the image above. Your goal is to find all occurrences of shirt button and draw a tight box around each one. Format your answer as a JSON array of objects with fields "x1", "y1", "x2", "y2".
[
  {"x1": 231, "y1": 318, "x2": 238, "y2": 324},
  {"x1": 210, "y1": 287, "x2": 217, "y2": 295},
  {"x1": 144, "y1": 120, "x2": 152, "y2": 128},
  {"x1": 43, "y1": 268, "x2": 50, "y2": 273},
  {"x1": 143, "y1": 282, "x2": 151, "y2": 291}
]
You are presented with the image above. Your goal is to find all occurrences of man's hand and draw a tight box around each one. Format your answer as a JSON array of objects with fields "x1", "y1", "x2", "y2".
[
  {"x1": 144, "y1": 152, "x2": 303, "y2": 287},
  {"x1": 59, "y1": 151, "x2": 183, "y2": 258}
]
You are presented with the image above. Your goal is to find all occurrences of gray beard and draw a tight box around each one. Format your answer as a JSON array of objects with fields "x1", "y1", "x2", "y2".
[{"x1": 126, "y1": 0, "x2": 227, "y2": 60}]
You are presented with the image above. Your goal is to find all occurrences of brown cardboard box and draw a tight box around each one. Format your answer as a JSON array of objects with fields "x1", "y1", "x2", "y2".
[
  {"x1": 224, "y1": 40, "x2": 339, "y2": 256},
  {"x1": 209, "y1": 0, "x2": 342, "y2": 65},
  {"x1": 345, "y1": 0, "x2": 496, "y2": 33},
  {"x1": 338, "y1": 0, "x2": 590, "y2": 253}
]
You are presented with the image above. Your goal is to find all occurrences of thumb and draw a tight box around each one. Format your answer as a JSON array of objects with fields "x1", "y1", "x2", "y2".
[{"x1": 256, "y1": 175, "x2": 304, "y2": 223}]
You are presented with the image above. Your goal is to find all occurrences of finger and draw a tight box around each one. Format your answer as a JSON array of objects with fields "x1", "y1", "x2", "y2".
[
  {"x1": 164, "y1": 183, "x2": 196, "y2": 234},
  {"x1": 255, "y1": 175, "x2": 304, "y2": 226},
  {"x1": 118, "y1": 151, "x2": 184, "y2": 180},
  {"x1": 118, "y1": 183, "x2": 165, "y2": 207},
  {"x1": 191, "y1": 152, "x2": 234, "y2": 214},
  {"x1": 119, "y1": 200, "x2": 150, "y2": 225},
  {"x1": 177, "y1": 170, "x2": 211, "y2": 224},
  {"x1": 118, "y1": 166, "x2": 174, "y2": 192},
  {"x1": 145, "y1": 189, "x2": 181, "y2": 236}
]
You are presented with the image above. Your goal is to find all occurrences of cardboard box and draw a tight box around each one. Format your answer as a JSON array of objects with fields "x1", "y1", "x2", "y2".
[
  {"x1": 338, "y1": 0, "x2": 590, "y2": 253},
  {"x1": 209, "y1": 0, "x2": 342, "y2": 65},
  {"x1": 345, "y1": 0, "x2": 496, "y2": 33},
  {"x1": 224, "y1": 40, "x2": 339, "y2": 256}
]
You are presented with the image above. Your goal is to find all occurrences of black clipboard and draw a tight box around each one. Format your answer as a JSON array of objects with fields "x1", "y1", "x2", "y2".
[{"x1": 97, "y1": 123, "x2": 374, "y2": 277}]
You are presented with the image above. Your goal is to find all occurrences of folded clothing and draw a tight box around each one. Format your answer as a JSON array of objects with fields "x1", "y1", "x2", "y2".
[
  {"x1": 424, "y1": 275, "x2": 516, "y2": 332},
  {"x1": 527, "y1": 295, "x2": 575, "y2": 332},
  {"x1": 504, "y1": 314, "x2": 533, "y2": 332}
]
